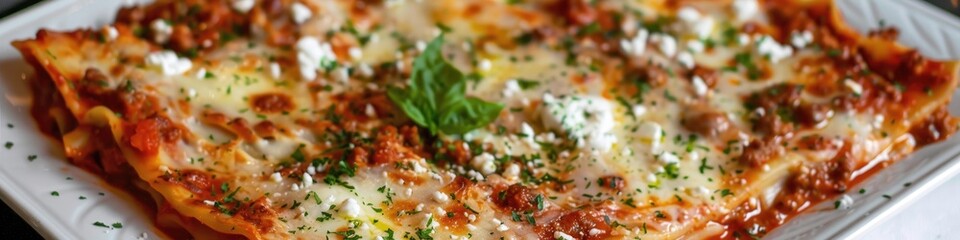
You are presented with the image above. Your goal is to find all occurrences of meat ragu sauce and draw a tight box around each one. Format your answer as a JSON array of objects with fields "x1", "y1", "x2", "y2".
[
  {"x1": 27, "y1": 67, "x2": 200, "y2": 239},
  {"x1": 714, "y1": 2, "x2": 959, "y2": 239}
]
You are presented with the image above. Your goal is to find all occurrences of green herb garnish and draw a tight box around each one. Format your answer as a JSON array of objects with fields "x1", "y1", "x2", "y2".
[{"x1": 387, "y1": 35, "x2": 503, "y2": 135}]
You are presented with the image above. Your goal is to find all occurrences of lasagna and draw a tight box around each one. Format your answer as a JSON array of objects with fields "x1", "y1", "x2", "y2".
[{"x1": 12, "y1": 0, "x2": 959, "y2": 239}]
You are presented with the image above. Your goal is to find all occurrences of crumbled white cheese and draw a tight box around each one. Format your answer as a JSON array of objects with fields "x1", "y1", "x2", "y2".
[
  {"x1": 306, "y1": 165, "x2": 316, "y2": 175},
  {"x1": 333, "y1": 67, "x2": 350, "y2": 83},
  {"x1": 195, "y1": 68, "x2": 207, "y2": 79},
  {"x1": 737, "y1": 34, "x2": 752, "y2": 46},
  {"x1": 691, "y1": 75, "x2": 709, "y2": 96},
  {"x1": 637, "y1": 122, "x2": 663, "y2": 151},
  {"x1": 541, "y1": 94, "x2": 618, "y2": 153},
  {"x1": 790, "y1": 30, "x2": 815, "y2": 49},
  {"x1": 365, "y1": 104, "x2": 377, "y2": 117},
  {"x1": 696, "y1": 186, "x2": 711, "y2": 196},
  {"x1": 755, "y1": 35, "x2": 794, "y2": 63},
  {"x1": 478, "y1": 59, "x2": 492, "y2": 71},
  {"x1": 356, "y1": 63, "x2": 374, "y2": 77},
  {"x1": 632, "y1": 105, "x2": 647, "y2": 117},
  {"x1": 415, "y1": 40, "x2": 427, "y2": 52},
  {"x1": 837, "y1": 194, "x2": 854, "y2": 209},
  {"x1": 295, "y1": 36, "x2": 337, "y2": 81},
  {"x1": 620, "y1": 29, "x2": 650, "y2": 57},
  {"x1": 471, "y1": 153, "x2": 497, "y2": 175},
  {"x1": 302, "y1": 173, "x2": 313, "y2": 187},
  {"x1": 588, "y1": 228, "x2": 605, "y2": 236},
  {"x1": 677, "y1": 52, "x2": 695, "y2": 69},
  {"x1": 676, "y1": 7, "x2": 714, "y2": 38},
  {"x1": 348, "y1": 47, "x2": 363, "y2": 61},
  {"x1": 658, "y1": 152, "x2": 680, "y2": 165},
  {"x1": 844, "y1": 79, "x2": 863, "y2": 96},
  {"x1": 433, "y1": 192, "x2": 449, "y2": 203},
  {"x1": 102, "y1": 25, "x2": 119, "y2": 41},
  {"x1": 203, "y1": 200, "x2": 216, "y2": 206},
  {"x1": 651, "y1": 33, "x2": 678, "y2": 57},
  {"x1": 502, "y1": 163, "x2": 520, "y2": 180},
  {"x1": 686, "y1": 40, "x2": 705, "y2": 53},
  {"x1": 291, "y1": 2, "x2": 313, "y2": 24},
  {"x1": 145, "y1": 51, "x2": 192, "y2": 76},
  {"x1": 270, "y1": 172, "x2": 282, "y2": 182},
  {"x1": 339, "y1": 198, "x2": 362, "y2": 218},
  {"x1": 554, "y1": 231, "x2": 576, "y2": 240},
  {"x1": 732, "y1": 0, "x2": 759, "y2": 21},
  {"x1": 231, "y1": 0, "x2": 255, "y2": 13},
  {"x1": 269, "y1": 62, "x2": 281, "y2": 79},
  {"x1": 502, "y1": 79, "x2": 522, "y2": 98},
  {"x1": 150, "y1": 19, "x2": 172, "y2": 44},
  {"x1": 496, "y1": 224, "x2": 510, "y2": 232}
]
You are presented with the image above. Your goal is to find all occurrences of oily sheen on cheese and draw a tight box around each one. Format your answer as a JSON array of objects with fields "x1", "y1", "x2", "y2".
[{"x1": 13, "y1": 0, "x2": 959, "y2": 239}]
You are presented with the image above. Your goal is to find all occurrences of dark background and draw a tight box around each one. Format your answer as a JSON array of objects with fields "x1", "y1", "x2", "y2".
[{"x1": 0, "y1": 0, "x2": 958, "y2": 239}]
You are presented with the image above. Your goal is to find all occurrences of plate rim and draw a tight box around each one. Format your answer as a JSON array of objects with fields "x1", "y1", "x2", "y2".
[{"x1": 0, "y1": 1, "x2": 958, "y2": 239}]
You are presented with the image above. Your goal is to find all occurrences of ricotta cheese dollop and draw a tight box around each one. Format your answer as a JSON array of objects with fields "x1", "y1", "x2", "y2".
[{"x1": 541, "y1": 94, "x2": 618, "y2": 153}]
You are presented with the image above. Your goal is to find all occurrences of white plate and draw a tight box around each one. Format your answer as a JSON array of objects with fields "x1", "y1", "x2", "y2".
[{"x1": 0, "y1": 1, "x2": 958, "y2": 239}]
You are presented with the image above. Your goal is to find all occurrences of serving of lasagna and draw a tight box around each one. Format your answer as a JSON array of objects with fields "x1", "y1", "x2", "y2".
[{"x1": 12, "y1": 0, "x2": 959, "y2": 239}]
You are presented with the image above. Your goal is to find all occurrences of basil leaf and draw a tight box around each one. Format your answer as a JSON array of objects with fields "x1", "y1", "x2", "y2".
[{"x1": 387, "y1": 35, "x2": 503, "y2": 135}]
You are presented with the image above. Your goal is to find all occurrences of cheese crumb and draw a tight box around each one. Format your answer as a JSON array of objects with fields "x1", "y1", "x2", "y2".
[
  {"x1": 102, "y1": 25, "x2": 119, "y2": 41},
  {"x1": 295, "y1": 37, "x2": 337, "y2": 81},
  {"x1": 677, "y1": 52, "x2": 695, "y2": 69},
  {"x1": 365, "y1": 104, "x2": 377, "y2": 117},
  {"x1": 270, "y1": 172, "x2": 282, "y2": 182},
  {"x1": 145, "y1": 51, "x2": 192, "y2": 76},
  {"x1": 231, "y1": 0, "x2": 255, "y2": 13},
  {"x1": 844, "y1": 79, "x2": 863, "y2": 96},
  {"x1": 755, "y1": 35, "x2": 794, "y2": 63},
  {"x1": 691, "y1": 75, "x2": 709, "y2": 96},
  {"x1": 340, "y1": 198, "x2": 362, "y2": 218},
  {"x1": 686, "y1": 40, "x2": 705, "y2": 53},
  {"x1": 651, "y1": 34, "x2": 678, "y2": 57},
  {"x1": 195, "y1": 68, "x2": 207, "y2": 79},
  {"x1": 302, "y1": 173, "x2": 313, "y2": 187},
  {"x1": 433, "y1": 192, "x2": 449, "y2": 203},
  {"x1": 269, "y1": 62, "x2": 281, "y2": 79},
  {"x1": 150, "y1": 19, "x2": 172, "y2": 44},
  {"x1": 637, "y1": 122, "x2": 663, "y2": 151},
  {"x1": 658, "y1": 152, "x2": 680, "y2": 165},
  {"x1": 471, "y1": 153, "x2": 497, "y2": 175},
  {"x1": 620, "y1": 29, "x2": 650, "y2": 57},
  {"x1": 291, "y1": 2, "x2": 313, "y2": 24},
  {"x1": 554, "y1": 231, "x2": 576, "y2": 240},
  {"x1": 348, "y1": 47, "x2": 364, "y2": 60},
  {"x1": 732, "y1": 0, "x2": 759, "y2": 21},
  {"x1": 478, "y1": 59, "x2": 492, "y2": 71},
  {"x1": 790, "y1": 30, "x2": 815, "y2": 49},
  {"x1": 588, "y1": 228, "x2": 605, "y2": 236}
]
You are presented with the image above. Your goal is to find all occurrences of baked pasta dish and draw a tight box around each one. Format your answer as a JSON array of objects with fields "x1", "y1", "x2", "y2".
[{"x1": 13, "y1": 0, "x2": 959, "y2": 239}]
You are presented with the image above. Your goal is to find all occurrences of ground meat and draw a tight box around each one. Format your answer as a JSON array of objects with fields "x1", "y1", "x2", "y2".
[
  {"x1": 370, "y1": 126, "x2": 419, "y2": 165},
  {"x1": 690, "y1": 66, "x2": 719, "y2": 88},
  {"x1": 235, "y1": 197, "x2": 279, "y2": 234},
  {"x1": 492, "y1": 184, "x2": 540, "y2": 212},
  {"x1": 746, "y1": 84, "x2": 806, "y2": 137},
  {"x1": 535, "y1": 209, "x2": 612, "y2": 240},
  {"x1": 794, "y1": 104, "x2": 830, "y2": 127},
  {"x1": 738, "y1": 139, "x2": 783, "y2": 167},
  {"x1": 249, "y1": 93, "x2": 295, "y2": 114},
  {"x1": 909, "y1": 106, "x2": 958, "y2": 147},
  {"x1": 682, "y1": 108, "x2": 734, "y2": 140}
]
